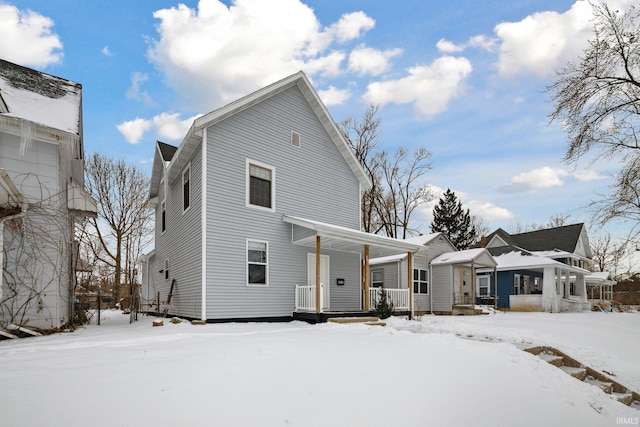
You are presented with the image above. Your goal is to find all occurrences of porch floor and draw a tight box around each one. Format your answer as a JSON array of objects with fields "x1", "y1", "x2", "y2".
[{"x1": 293, "y1": 310, "x2": 410, "y2": 324}]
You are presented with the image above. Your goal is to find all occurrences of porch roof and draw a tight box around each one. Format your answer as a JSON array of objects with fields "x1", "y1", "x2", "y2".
[
  {"x1": 282, "y1": 215, "x2": 423, "y2": 257},
  {"x1": 478, "y1": 248, "x2": 590, "y2": 274},
  {"x1": 431, "y1": 248, "x2": 497, "y2": 268}
]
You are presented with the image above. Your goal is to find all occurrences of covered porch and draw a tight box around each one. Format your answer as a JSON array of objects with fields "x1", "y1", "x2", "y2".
[
  {"x1": 586, "y1": 271, "x2": 617, "y2": 310},
  {"x1": 283, "y1": 215, "x2": 422, "y2": 321}
]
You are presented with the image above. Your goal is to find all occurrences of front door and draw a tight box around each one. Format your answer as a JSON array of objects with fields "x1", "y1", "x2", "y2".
[{"x1": 308, "y1": 253, "x2": 330, "y2": 310}]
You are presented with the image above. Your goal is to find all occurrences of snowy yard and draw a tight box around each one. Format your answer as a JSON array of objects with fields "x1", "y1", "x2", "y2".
[{"x1": 1, "y1": 310, "x2": 638, "y2": 427}]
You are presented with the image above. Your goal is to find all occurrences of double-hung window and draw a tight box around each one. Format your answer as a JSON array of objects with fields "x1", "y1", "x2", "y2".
[
  {"x1": 478, "y1": 275, "x2": 490, "y2": 296},
  {"x1": 413, "y1": 268, "x2": 428, "y2": 294},
  {"x1": 183, "y1": 166, "x2": 191, "y2": 212},
  {"x1": 371, "y1": 270, "x2": 384, "y2": 288},
  {"x1": 247, "y1": 240, "x2": 268, "y2": 286},
  {"x1": 247, "y1": 160, "x2": 275, "y2": 211}
]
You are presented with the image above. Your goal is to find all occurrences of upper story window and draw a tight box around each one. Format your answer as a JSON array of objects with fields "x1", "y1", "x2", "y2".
[
  {"x1": 161, "y1": 200, "x2": 166, "y2": 233},
  {"x1": 247, "y1": 160, "x2": 275, "y2": 211},
  {"x1": 183, "y1": 166, "x2": 191, "y2": 212}
]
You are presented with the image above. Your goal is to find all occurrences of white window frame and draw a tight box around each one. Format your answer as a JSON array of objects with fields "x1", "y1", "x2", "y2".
[
  {"x1": 513, "y1": 274, "x2": 521, "y2": 295},
  {"x1": 246, "y1": 239, "x2": 269, "y2": 287},
  {"x1": 182, "y1": 163, "x2": 191, "y2": 213},
  {"x1": 477, "y1": 275, "x2": 490, "y2": 296},
  {"x1": 246, "y1": 159, "x2": 276, "y2": 212},
  {"x1": 164, "y1": 258, "x2": 169, "y2": 280},
  {"x1": 291, "y1": 130, "x2": 301, "y2": 147},
  {"x1": 413, "y1": 268, "x2": 428, "y2": 294},
  {"x1": 371, "y1": 269, "x2": 384, "y2": 288}
]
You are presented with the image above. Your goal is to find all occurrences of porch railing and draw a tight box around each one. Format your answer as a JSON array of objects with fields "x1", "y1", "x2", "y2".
[
  {"x1": 295, "y1": 284, "x2": 323, "y2": 312},
  {"x1": 369, "y1": 288, "x2": 409, "y2": 311}
]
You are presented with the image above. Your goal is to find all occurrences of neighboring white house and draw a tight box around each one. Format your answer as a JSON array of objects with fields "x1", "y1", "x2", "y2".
[
  {"x1": 0, "y1": 59, "x2": 96, "y2": 330},
  {"x1": 141, "y1": 71, "x2": 422, "y2": 323},
  {"x1": 586, "y1": 271, "x2": 617, "y2": 309}
]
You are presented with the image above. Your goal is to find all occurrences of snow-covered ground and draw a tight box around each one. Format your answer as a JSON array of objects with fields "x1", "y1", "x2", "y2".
[{"x1": 0, "y1": 310, "x2": 638, "y2": 427}]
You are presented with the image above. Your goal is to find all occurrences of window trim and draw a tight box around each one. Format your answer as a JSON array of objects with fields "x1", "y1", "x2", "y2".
[
  {"x1": 164, "y1": 258, "x2": 169, "y2": 280},
  {"x1": 477, "y1": 275, "x2": 490, "y2": 296},
  {"x1": 246, "y1": 159, "x2": 276, "y2": 212},
  {"x1": 182, "y1": 163, "x2": 191, "y2": 213},
  {"x1": 246, "y1": 239, "x2": 269, "y2": 287},
  {"x1": 413, "y1": 268, "x2": 428, "y2": 295}
]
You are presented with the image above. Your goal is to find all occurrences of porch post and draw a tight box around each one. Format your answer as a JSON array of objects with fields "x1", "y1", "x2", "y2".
[
  {"x1": 316, "y1": 235, "x2": 321, "y2": 314},
  {"x1": 493, "y1": 267, "x2": 498, "y2": 308},
  {"x1": 407, "y1": 252, "x2": 413, "y2": 319},
  {"x1": 471, "y1": 261, "x2": 476, "y2": 306},
  {"x1": 364, "y1": 245, "x2": 370, "y2": 311}
]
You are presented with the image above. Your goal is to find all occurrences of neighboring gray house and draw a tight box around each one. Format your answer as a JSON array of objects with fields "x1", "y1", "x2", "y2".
[
  {"x1": 0, "y1": 59, "x2": 96, "y2": 331},
  {"x1": 369, "y1": 233, "x2": 456, "y2": 314},
  {"x1": 141, "y1": 71, "x2": 422, "y2": 322}
]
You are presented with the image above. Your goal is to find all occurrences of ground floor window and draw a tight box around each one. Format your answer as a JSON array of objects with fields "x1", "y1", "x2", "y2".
[
  {"x1": 413, "y1": 268, "x2": 428, "y2": 294},
  {"x1": 372, "y1": 270, "x2": 384, "y2": 288},
  {"x1": 477, "y1": 275, "x2": 490, "y2": 296},
  {"x1": 247, "y1": 240, "x2": 268, "y2": 286}
]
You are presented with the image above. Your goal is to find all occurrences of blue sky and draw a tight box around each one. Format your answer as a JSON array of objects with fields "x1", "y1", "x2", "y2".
[{"x1": 0, "y1": 0, "x2": 634, "y2": 239}]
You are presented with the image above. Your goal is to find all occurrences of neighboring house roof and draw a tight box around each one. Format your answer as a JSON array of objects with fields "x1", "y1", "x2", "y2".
[
  {"x1": 484, "y1": 223, "x2": 591, "y2": 259},
  {"x1": 369, "y1": 232, "x2": 453, "y2": 265},
  {"x1": 149, "y1": 71, "x2": 370, "y2": 199},
  {"x1": 403, "y1": 233, "x2": 442, "y2": 246},
  {"x1": 431, "y1": 248, "x2": 497, "y2": 268},
  {"x1": 483, "y1": 245, "x2": 589, "y2": 273},
  {"x1": 586, "y1": 271, "x2": 616, "y2": 286},
  {"x1": 0, "y1": 58, "x2": 82, "y2": 135}
]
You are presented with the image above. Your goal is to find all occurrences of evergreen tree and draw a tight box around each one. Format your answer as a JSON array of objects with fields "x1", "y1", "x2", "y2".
[{"x1": 430, "y1": 189, "x2": 477, "y2": 249}]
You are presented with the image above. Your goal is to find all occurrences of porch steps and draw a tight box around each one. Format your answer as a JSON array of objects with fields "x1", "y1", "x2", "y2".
[
  {"x1": 525, "y1": 346, "x2": 640, "y2": 408},
  {"x1": 327, "y1": 316, "x2": 386, "y2": 326}
]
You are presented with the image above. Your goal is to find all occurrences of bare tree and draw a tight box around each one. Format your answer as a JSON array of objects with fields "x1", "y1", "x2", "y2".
[
  {"x1": 590, "y1": 232, "x2": 631, "y2": 278},
  {"x1": 340, "y1": 105, "x2": 434, "y2": 238},
  {"x1": 549, "y1": 3, "x2": 640, "y2": 235},
  {"x1": 509, "y1": 213, "x2": 572, "y2": 233},
  {"x1": 83, "y1": 154, "x2": 153, "y2": 305}
]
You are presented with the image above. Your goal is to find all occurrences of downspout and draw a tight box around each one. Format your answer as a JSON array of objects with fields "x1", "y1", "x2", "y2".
[
  {"x1": 201, "y1": 127, "x2": 208, "y2": 321},
  {"x1": 430, "y1": 264, "x2": 433, "y2": 315}
]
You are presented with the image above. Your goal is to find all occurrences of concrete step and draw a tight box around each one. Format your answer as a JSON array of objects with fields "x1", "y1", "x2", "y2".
[
  {"x1": 538, "y1": 352, "x2": 564, "y2": 367},
  {"x1": 584, "y1": 375, "x2": 613, "y2": 394},
  {"x1": 612, "y1": 392, "x2": 634, "y2": 406},
  {"x1": 559, "y1": 366, "x2": 587, "y2": 381},
  {"x1": 328, "y1": 316, "x2": 380, "y2": 324}
]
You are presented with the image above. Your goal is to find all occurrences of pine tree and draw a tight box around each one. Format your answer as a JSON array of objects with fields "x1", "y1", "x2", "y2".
[
  {"x1": 374, "y1": 284, "x2": 394, "y2": 319},
  {"x1": 430, "y1": 189, "x2": 477, "y2": 249}
]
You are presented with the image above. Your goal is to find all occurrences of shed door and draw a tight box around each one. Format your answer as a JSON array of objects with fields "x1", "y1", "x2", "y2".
[{"x1": 308, "y1": 253, "x2": 330, "y2": 310}]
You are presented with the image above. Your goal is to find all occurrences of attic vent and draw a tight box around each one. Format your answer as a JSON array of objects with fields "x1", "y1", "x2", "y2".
[{"x1": 291, "y1": 131, "x2": 300, "y2": 147}]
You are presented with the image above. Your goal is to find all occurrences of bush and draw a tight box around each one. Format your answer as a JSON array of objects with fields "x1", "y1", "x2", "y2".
[{"x1": 374, "y1": 286, "x2": 394, "y2": 319}]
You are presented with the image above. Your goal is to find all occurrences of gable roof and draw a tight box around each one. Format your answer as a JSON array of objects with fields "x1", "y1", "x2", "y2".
[
  {"x1": 431, "y1": 248, "x2": 497, "y2": 268},
  {"x1": 150, "y1": 71, "x2": 370, "y2": 199},
  {"x1": 0, "y1": 58, "x2": 82, "y2": 135},
  {"x1": 509, "y1": 223, "x2": 585, "y2": 253},
  {"x1": 157, "y1": 141, "x2": 178, "y2": 162},
  {"x1": 149, "y1": 141, "x2": 178, "y2": 200}
]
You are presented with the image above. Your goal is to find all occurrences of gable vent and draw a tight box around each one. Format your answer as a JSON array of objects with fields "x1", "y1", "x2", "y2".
[{"x1": 291, "y1": 131, "x2": 300, "y2": 147}]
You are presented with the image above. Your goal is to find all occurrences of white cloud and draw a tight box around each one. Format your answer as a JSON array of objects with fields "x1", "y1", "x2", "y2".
[
  {"x1": 573, "y1": 169, "x2": 606, "y2": 182},
  {"x1": 102, "y1": 46, "x2": 113, "y2": 57},
  {"x1": 348, "y1": 45, "x2": 402, "y2": 76},
  {"x1": 126, "y1": 72, "x2": 155, "y2": 106},
  {"x1": 436, "y1": 39, "x2": 464, "y2": 53},
  {"x1": 466, "y1": 201, "x2": 514, "y2": 221},
  {"x1": 436, "y1": 35, "x2": 496, "y2": 54},
  {"x1": 494, "y1": 1, "x2": 594, "y2": 78},
  {"x1": 147, "y1": 0, "x2": 376, "y2": 110},
  {"x1": 501, "y1": 166, "x2": 569, "y2": 193},
  {"x1": 0, "y1": 4, "x2": 63, "y2": 67},
  {"x1": 117, "y1": 118, "x2": 152, "y2": 144},
  {"x1": 327, "y1": 11, "x2": 375, "y2": 43},
  {"x1": 317, "y1": 86, "x2": 351, "y2": 106},
  {"x1": 117, "y1": 113, "x2": 201, "y2": 144},
  {"x1": 363, "y1": 56, "x2": 472, "y2": 118}
]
